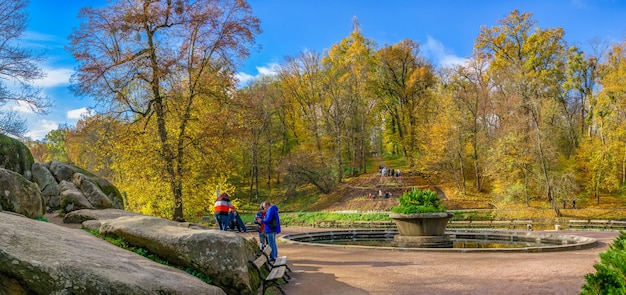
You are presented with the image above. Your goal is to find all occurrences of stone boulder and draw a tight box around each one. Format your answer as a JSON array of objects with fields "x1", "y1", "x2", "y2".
[
  {"x1": 74, "y1": 173, "x2": 114, "y2": 208},
  {"x1": 63, "y1": 208, "x2": 142, "y2": 224},
  {"x1": 88, "y1": 215, "x2": 260, "y2": 295},
  {"x1": 31, "y1": 162, "x2": 60, "y2": 209},
  {"x1": 42, "y1": 161, "x2": 125, "y2": 212},
  {"x1": 0, "y1": 212, "x2": 225, "y2": 294},
  {"x1": 0, "y1": 168, "x2": 45, "y2": 218},
  {"x1": 0, "y1": 134, "x2": 33, "y2": 180},
  {"x1": 59, "y1": 180, "x2": 95, "y2": 212}
]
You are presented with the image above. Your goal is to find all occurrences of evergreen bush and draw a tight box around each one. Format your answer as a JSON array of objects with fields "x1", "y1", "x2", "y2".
[
  {"x1": 581, "y1": 231, "x2": 626, "y2": 294},
  {"x1": 391, "y1": 187, "x2": 446, "y2": 214}
]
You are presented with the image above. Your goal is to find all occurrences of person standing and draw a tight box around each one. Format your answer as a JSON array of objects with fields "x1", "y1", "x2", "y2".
[
  {"x1": 214, "y1": 193, "x2": 234, "y2": 230},
  {"x1": 254, "y1": 202, "x2": 267, "y2": 250},
  {"x1": 258, "y1": 201, "x2": 281, "y2": 262}
]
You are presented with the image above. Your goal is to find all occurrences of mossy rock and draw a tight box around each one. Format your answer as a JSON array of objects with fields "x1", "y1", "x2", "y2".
[{"x1": 0, "y1": 134, "x2": 34, "y2": 180}]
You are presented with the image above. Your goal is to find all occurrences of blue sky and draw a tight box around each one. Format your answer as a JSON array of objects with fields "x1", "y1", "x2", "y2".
[{"x1": 16, "y1": 0, "x2": 626, "y2": 140}]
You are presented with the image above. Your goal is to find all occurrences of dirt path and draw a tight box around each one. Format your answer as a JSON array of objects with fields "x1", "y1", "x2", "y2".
[
  {"x1": 276, "y1": 228, "x2": 616, "y2": 295},
  {"x1": 46, "y1": 214, "x2": 614, "y2": 294}
]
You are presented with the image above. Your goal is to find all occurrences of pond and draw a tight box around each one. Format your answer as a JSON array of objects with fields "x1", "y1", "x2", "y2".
[{"x1": 280, "y1": 229, "x2": 597, "y2": 252}]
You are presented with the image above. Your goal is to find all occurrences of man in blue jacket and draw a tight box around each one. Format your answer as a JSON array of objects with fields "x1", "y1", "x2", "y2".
[{"x1": 258, "y1": 201, "x2": 281, "y2": 261}]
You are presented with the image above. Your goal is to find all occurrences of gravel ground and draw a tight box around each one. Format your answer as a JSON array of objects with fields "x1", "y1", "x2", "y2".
[
  {"x1": 273, "y1": 228, "x2": 617, "y2": 295},
  {"x1": 46, "y1": 214, "x2": 616, "y2": 295}
]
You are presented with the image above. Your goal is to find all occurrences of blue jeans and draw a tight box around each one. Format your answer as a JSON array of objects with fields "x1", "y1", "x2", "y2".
[
  {"x1": 215, "y1": 215, "x2": 229, "y2": 230},
  {"x1": 266, "y1": 232, "x2": 278, "y2": 261},
  {"x1": 258, "y1": 232, "x2": 267, "y2": 250}
]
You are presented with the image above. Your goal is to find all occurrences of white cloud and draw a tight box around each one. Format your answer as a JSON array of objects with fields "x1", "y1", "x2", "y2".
[
  {"x1": 67, "y1": 107, "x2": 92, "y2": 119},
  {"x1": 12, "y1": 101, "x2": 34, "y2": 114},
  {"x1": 235, "y1": 72, "x2": 255, "y2": 86},
  {"x1": 235, "y1": 63, "x2": 280, "y2": 87},
  {"x1": 25, "y1": 119, "x2": 58, "y2": 140},
  {"x1": 35, "y1": 67, "x2": 73, "y2": 88},
  {"x1": 256, "y1": 64, "x2": 280, "y2": 76},
  {"x1": 422, "y1": 36, "x2": 468, "y2": 68}
]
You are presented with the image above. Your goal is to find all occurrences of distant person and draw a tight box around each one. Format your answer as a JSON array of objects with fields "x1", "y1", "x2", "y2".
[
  {"x1": 214, "y1": 193, "x2": 234, "y2": 230},
  {"x1": 396, "y1": 169, "x2": 401, "y2": 177},
  {"x1": 258, "y1": 201, "x2": 281, "y2": 262},
  {"x1": 368, "y1": 193, "x2": 373, "y2": 199},
  {"x1": 254, "y1": 202, "x2": 267, "y2": 250},
  {"x1": 562, "y1": 200, "x2": 566, "y2": 209},
  {"x1": 572, "y1": 200, "x2": 576, "y2": 209},
  {"x1": 384, "y1": 191, "x2": 390, "y2": 199},
  {"x1": 378, "y1": 189, "x2": 382, "y2": 198}
]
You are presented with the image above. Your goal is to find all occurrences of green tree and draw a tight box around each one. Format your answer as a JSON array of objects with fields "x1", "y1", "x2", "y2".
[{"x1": 43, "y1": 127, "x2": 69, "y2": 163}]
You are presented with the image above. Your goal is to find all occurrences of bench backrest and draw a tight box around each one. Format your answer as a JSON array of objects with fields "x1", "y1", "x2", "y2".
[
  {"x1": 251, "y1": 252, "x2": 269, "y2": 271},
  {"x1": 262, "y1": 246, "x2": 272, "y2": 259}
]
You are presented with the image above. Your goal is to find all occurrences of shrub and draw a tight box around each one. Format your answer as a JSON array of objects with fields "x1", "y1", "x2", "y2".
[
  {"x1": 391, "y1": 188, "x2": 446, "y2": 214},
  {"x1": 581, "y1": 231, "x2": 626, "y2": 294}
]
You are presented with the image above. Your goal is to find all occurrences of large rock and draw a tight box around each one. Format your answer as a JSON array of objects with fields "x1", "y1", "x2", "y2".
[
  {"x1": 0, "y1": 168, "x2": 45, "y2": 218},
  {"x1": 63, "y1": 208, "x2": 142, "y2": 224},
  {"x1": 31, "y1": 162, "x2": 60, "y2": 210},
  {"x1": 73, "y1": 173, "x2": 113, "y2": 209},
  {"x1": 0, "y1": 212, "x2": 225, "y2": 294},
  {"x1": 59, "y1": 180, "x2": 95, "y2": 212},
  {"x1": 0, "y1": 134, "x2": 33, "y2": 180},
  {"x1": 47, "y1": 161, "x2": 124, "y2": 211},
  {"x1": 91, "y1": 215, "x2": 260, "y2": 295}
]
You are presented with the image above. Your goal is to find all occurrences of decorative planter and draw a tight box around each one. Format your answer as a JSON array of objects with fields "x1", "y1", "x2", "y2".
[{"x1": 390, "y1": 212, "x2": 455, "y2": 248}]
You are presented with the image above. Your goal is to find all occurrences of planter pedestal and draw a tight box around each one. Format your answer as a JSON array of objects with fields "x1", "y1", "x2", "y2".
[{"x1": 390, "y1": 212, "x2": 454, "y2": 248}]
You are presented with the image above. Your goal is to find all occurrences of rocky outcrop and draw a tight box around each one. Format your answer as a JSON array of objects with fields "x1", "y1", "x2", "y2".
[
  {"x1": 0, "y1": 168, "x2": 45, "y2": 218},
  {"x1": 0, "y1": 134, "x2": 33, "y2": 180},
  {"x1": 79, "y1": 211, "x2": 260, "y2": 295},
  {"x1": 31, "y1": 162, "x2": 60, "y2": 208},
  {"x1": 59, "y1": 180, "x2": 95, "y2": 211},
  {"x1": 63, "y1": 208, "x2": 142, "y2": 224},
  {"x1": 31, "y1": 161, "x2": 124, "y2": 212},
  {"x1": 0, "y1": 211, "x2": 225, "y2": 295}
]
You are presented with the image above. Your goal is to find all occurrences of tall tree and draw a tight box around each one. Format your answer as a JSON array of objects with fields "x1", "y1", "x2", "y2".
[
  {"x1": 445, "y1": 56, "x2": 492, "y2": 193},
  {"x1": 69, "y1": 0, "x2": 260, "y2": 221},
  {"x1": 0, "y1": 0, "x2": 50, "y2": 137},
  {"x1": 372, "y1": 39, "x2": 436, "y2": 168},
  {"x1": 475, "y1": 10, "x2": 569, "y2": 215},
  {"x1": 323, "y1": 18, "x2": 377, "y2": 178}
]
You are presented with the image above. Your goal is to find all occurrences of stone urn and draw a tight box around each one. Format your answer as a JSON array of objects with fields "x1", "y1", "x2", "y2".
[{"x1": 390, "y1": 212, "x2": 455, "y2": 248}]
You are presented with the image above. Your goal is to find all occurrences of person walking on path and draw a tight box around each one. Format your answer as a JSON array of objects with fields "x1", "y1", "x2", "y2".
[
  {"x1": 254, "y1": 202, "x2": 268, "y2": 250},
  {"x1": 258, "y1": 201, "x2": 281, "y2": 261},
  {"x1": 214, "y1": 193, "x2": 234, "y2": 230}
]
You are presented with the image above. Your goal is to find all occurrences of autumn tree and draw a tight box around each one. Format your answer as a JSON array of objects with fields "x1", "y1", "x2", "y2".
[
  {"x1": 475, "y1": 10, "x2": 571, "y2": 215},
  {"x1": 69, "y1": 0, "x2": 260, "y2": 221},
  {"x1": 578, "y1": 41, "x2": 626, "y2": 204},
  {"x1": 0, "y1": 0, "x2": 50, "y2": 137},
  {"x1": 437, "y1": 56, "x2": 493, "y2": 194},
  {"x1": 371, "y1": 39, "x2": 436, "y2": 168},
  {"x1": 277, "y1": 51, "x2": 340, "y2": 193},
  {"x1": 323, "y1": 18, "x2": 377, "y2": 178}
]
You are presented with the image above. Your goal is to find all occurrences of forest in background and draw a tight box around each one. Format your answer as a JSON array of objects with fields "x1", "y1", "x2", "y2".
[{"x1": 24, "y1": 7, "x2": 626, "y2": 221}]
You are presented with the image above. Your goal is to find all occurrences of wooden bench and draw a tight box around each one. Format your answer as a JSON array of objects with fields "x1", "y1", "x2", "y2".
[
  {"x1": 568, "y1": 219, "x2": 610, "y2": 230},
  {"x1": 262, "y1": 246, "x2": 292, "y2": 275},
  {"x1": 249, "y1": 248, "x2": 289, "y2": 295},
  {"x1": 609, "y1": 220, "x2": 626, "y2": 230}
]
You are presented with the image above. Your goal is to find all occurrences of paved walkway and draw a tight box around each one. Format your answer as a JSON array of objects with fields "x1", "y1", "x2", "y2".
[{"x1": 269, "y1": 228, "x2": 618, "y2": 295}]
